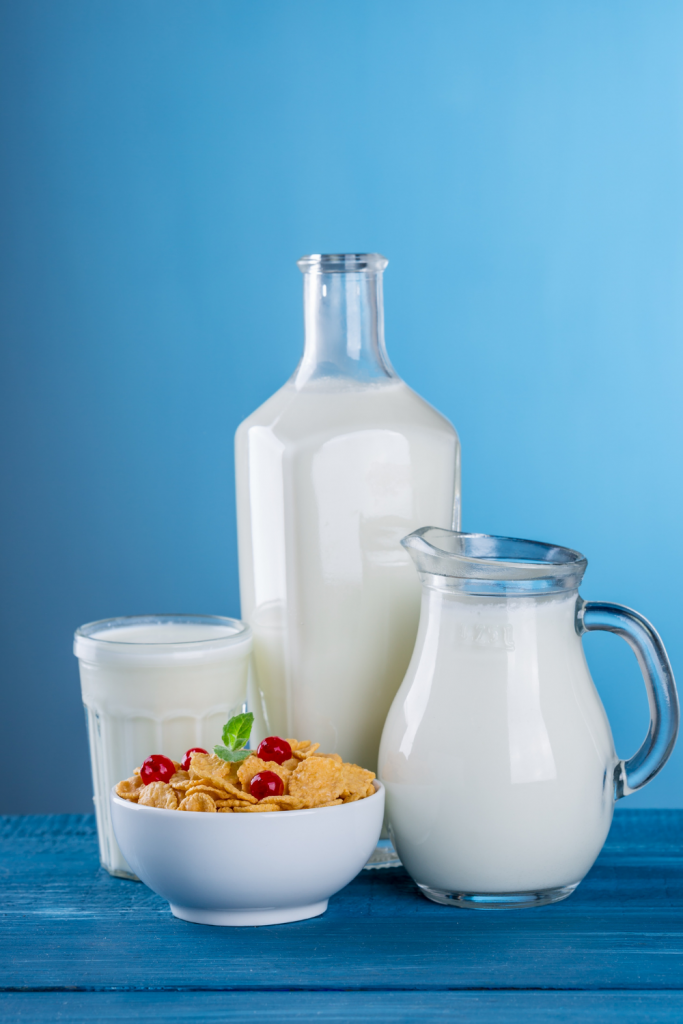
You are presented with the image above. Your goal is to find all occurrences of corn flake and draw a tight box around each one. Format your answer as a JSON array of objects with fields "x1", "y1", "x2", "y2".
[
  {"x1": 189, "y1": 751, "x2": 240, "y2": 784},
  {"x1": 232, "y1": 803, "x2": 281, "y2": 812},
  {"x1": 186, "y1": 783, "x2": 227, "y2": 802},
  {"x1": 115, "y1": 775, "x2": 145, "y2": 802},
  {"x1": 259, "y1": 795, "x2": 305, "y2": 809},
  {"x1": 138, "y1": 782, "x2": 178, "y2": 810},
  {"x1": 289, "y1": 756, "x2": 344, "y2": 808},
  {"x1": 179, "y1": 792, "x2": 216, "y2": 813},
  {"x1": 340, "y1": 763, "x2": 376, "y2": 801},
  {"x1": 206, "y1": 777, "x2": 258, "y2": 803},
  {"x1": 293, "y1": 742, "x2": 321, "y2": 760}
]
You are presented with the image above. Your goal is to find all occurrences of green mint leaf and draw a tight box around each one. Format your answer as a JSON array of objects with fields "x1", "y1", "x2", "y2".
[
  {"x1": 213, "y1": 745, "x2": 251, "y2": 763},
  {"x1": 222, "y1": 712, "x2": 254, "y2": 751}
]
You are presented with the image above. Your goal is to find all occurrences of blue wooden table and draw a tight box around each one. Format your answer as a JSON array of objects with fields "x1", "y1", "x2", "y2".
[{"x1": 1, "y1": 810, "x2": 683, "y2": 1022}]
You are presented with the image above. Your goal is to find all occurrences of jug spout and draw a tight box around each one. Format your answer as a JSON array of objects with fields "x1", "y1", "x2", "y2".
[
  {"x1": 401, "y1": 526, "x2": 587, "y2": 596},
  {"x1": 401, "y1": 526, "x2": 432, "y2": 563}
]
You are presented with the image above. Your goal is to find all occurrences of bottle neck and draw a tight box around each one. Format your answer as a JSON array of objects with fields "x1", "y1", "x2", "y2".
[{"x1": 295, "y1": 258, "x2": 395, "y2": 387}]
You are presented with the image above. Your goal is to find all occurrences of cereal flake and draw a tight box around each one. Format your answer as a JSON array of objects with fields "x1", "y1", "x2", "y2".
[
  {"x1": 178, "y1": 791, "x2": 216, "y2": 812},
  {"x1": 289, "y1": 756, "x2": 344, "y2": 807},
  {"x1": 115, "y1": 775, "x2": 145, "y2": 802},
  {"x1": 138, "y1": 782, "x2": 178, "y2": 810}
]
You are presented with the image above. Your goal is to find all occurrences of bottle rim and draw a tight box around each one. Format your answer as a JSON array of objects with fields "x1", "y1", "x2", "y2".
[{"x1": 297, "y1": 253, "x2": 388, "y2": 274}]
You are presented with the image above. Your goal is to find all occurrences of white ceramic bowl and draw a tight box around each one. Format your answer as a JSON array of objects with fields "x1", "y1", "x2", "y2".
[{"x1": 111, "y1": 782, "x2": 384, "y2": 926}]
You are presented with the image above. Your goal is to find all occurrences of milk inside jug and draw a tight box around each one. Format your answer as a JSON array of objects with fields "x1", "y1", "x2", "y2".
[
  {"x1": 379, "y1": 528, "x2": 679, "y2": 908},
  {"x1": 235, "y1": 254, "x2": 460, "y2": 771}
]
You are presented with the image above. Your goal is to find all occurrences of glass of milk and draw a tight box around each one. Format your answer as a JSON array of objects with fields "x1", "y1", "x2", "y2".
[
  {"x1": 74, "y1": 614, "x2": 252, "y2": 878},
  {"x1": 379, "y1": 528, "x2": 678, "y2": 909}
]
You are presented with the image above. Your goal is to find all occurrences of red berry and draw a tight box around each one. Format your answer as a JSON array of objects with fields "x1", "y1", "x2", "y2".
[
  {"x1": 181, "y1": 747, "x2": 208, "y2": 772},
  {"x1": 140, "y1": 754, "x2": 176, "y2": 786},
  {"x1": 250, "y1": 770, "x2": 284, "y2": 801},
  {"x1": 257, "y1": 736, "x2": 292, "y2": 765}
]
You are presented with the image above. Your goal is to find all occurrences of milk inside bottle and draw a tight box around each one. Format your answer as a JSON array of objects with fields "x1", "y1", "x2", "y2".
[{"x1": 235, "y1": 254, "x2": 460, "y2": 771}]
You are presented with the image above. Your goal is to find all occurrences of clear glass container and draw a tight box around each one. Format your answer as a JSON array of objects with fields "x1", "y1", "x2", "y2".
[
  {"x1": 74, "y1": 614, "x2": 252, "y2": 878},
  {"x1": 379, "y1": 529, "x2": 679, "y2": 908},
  {"x1": 235, "y1": 254, "x2": 461, "y2": 774}
]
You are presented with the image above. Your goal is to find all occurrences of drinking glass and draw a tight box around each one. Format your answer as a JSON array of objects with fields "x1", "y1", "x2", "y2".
[{"x1": 74, "y1": 614, "x2": 252, "y2": 878}]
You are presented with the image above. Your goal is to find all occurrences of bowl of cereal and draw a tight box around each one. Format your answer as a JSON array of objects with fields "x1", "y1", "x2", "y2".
[{"x1": 110, "y1": 719, "x2": 384, "y2": 926}]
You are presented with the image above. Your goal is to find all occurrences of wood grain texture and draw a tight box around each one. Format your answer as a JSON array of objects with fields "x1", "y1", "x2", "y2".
[
  {"x1": 2, "y1": 991, "x2": 683, "y2": 1023},
  {"x1": 1, "y1": 810, "x2": 683, "y2": 1021}
]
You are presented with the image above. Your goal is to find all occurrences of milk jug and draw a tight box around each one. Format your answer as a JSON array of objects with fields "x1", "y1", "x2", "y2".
[
  {"x1": 379, "y1": 528, "x2": 678, "y2": 908},
  {"x1": 235, "y1": 254, "x2": 460, "y2": 771}
]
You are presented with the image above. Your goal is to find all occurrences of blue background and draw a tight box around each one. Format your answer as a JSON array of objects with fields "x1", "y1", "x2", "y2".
[{"x1": 1, "y1": 0, "x2": 681, "y2": 813}]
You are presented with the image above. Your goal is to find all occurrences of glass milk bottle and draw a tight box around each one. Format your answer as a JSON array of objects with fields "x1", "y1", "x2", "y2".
[
  {"x1": 379, "y1": 529, "x2": 679, "y2": 908},
  {"x1": 235, "y1": 254, "x2": 460, "y2": 772}
]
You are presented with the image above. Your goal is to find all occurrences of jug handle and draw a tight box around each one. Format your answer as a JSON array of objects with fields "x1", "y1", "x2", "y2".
[{"x1": 576, "y1": 600, "x2": 679, "y2": 800}]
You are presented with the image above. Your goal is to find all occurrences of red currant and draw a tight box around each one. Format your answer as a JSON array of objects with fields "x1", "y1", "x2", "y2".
[
  {"x1": 140, "y1": 754, "x2": 176, "y2": 785},
  {"x1": 250, "y1": 770, "x2": 284, "y2": 801},
  {"x1": 181, "y1": 747, "x2": 208, "y2": 771},
  {"x1": 256, "y1": 736, "x2": 292, "y2": 765}
]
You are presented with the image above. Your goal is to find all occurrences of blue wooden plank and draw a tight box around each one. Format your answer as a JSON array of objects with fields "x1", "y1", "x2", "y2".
[
  {"x1": 2, "y1": 991, "x2": 683, "y2": 1023},
  {"x1": 2, "y1": 812, "x2": 683, "y2": 992}
]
